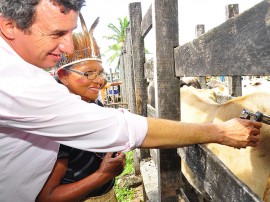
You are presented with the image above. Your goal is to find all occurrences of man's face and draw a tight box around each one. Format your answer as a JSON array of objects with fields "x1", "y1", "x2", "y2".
[{"x1": 11, "y1": 0, "x2": 78, "y2": 68}]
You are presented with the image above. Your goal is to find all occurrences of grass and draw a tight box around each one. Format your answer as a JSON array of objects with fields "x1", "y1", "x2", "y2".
[{"x1": 115, "y1": 151, "x2": 136, "y2": 201}]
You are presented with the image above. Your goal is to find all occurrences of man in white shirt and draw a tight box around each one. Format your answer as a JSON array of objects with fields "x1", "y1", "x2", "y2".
[{"x1": 0, "y1": 0, "x2": 261, "y2": 201}]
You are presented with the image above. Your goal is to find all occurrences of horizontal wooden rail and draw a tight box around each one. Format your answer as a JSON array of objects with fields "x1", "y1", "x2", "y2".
[
  {"x1": 175, "y1": 0, "x2": 270, "y2": 76},
  {"x1": 178, "y1": 145, "x2": 261, "y2": 202},
  {"x1": 105, "y1": 102, "x2": 128, "y2": 108}
]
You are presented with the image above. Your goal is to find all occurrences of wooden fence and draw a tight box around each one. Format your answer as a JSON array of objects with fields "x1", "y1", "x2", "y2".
[{"x1": 119, "y1": 0, "x2": 270, "y2": 201}]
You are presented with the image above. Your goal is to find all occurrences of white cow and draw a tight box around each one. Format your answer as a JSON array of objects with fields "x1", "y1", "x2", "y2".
[
  {"x1": 180, "y1": 86, "x2": 270, "y2": 201},
  {"x1": 242, "y1": 77, "x2": 270, "y2": 96}
]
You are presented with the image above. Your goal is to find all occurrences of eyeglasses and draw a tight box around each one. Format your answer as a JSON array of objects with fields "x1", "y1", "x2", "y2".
[{"x1": 68, "y1": 69, "x2": 106, "y2": 80}]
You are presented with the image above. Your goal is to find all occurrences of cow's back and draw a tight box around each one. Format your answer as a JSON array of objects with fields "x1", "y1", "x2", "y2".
[{"x1": 180, "y1": 87, "x2": 270, "y2": 200}]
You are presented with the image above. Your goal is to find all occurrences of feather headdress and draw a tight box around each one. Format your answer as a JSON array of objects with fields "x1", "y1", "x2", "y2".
[{"x1": 57, "y1": 13, "x2": 101, "y2": 69}]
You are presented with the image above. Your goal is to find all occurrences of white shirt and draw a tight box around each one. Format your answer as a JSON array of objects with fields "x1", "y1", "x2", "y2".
[{"x1": 0, "y1": 37, "x2": 148, "y2": 202}]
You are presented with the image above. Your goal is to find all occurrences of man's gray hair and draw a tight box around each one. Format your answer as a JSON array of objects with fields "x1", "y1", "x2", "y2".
[{"x1": 0, "y1": 0, "x2": 85, "y2": 31}]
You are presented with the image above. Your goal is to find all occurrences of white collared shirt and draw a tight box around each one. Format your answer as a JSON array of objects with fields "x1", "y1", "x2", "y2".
[{"x1": 0, "y1": 36, "x2": 148, "y2": 201}]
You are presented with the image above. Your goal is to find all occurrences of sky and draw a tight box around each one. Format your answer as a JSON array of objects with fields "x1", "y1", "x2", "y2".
[{"x1": 79, "y1": 0, "x2": 262, "y2": 72}]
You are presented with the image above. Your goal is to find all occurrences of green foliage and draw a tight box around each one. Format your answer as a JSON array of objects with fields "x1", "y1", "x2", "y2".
[
  {"x1": 115, "y1": 151, "x2": 136, "y2": 201},
  {"x1": 121, "y1": 151, "x2": 134, "y2": 176},
  {"x1": 103, "y1": 16, "x2": 130, "y2": 69},
  {"x1": 115, "y1": 185, "x2": 135, "y2": 202}
]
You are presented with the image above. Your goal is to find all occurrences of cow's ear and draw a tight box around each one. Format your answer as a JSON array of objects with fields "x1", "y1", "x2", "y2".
[{"x1": 0, "y1": 16, "x2": 16, "y2": 39}]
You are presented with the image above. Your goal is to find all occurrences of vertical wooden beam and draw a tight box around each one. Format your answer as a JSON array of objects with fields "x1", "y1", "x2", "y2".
[
  {"x1": 195, "y1": 24, "x2": 207, "y2": 89},
  {"x1": 195, "y1": 24, "x2": 205, "y2": 37},
  {"x1": 124, "y1": 28, "x2": 137, "y2": 113},
  {"x1": 119, "y1": 49, "x2": 127, "y2": 103},
  {"x1": 152, "y1": 0, "x2": 181, "y2": 201},
  {"x1": 225, "y1": 4, "x2": 242, "y2": 97},
  {"x1": 129, "y1": 3, "x2": 148, "y2": 117},
  {"x1": 129, "y1": 2, "x2": 150, "y2": 175}
]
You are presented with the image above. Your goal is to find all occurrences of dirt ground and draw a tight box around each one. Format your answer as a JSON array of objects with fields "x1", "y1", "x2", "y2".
[{"x1": 132, "y1": 184, "x2": 144, "y2": 202}]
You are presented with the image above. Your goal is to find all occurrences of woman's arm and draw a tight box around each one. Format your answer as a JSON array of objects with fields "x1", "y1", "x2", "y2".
[{"x1": 36, "y1": 152, "x2": 126, "y2": 202}]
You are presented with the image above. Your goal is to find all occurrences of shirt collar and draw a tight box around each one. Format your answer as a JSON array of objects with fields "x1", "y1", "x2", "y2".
[{"x1": 0, "y1": 36, "x2": 18, "y2": 56}]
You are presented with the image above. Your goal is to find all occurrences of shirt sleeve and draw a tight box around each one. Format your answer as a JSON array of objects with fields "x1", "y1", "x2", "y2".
[{"x1": 0, "y1": 65, "x2": 148, "y2": 152}]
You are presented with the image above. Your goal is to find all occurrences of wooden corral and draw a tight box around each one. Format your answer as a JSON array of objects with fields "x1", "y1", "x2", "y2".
[{"x1": 120, "y1": 0, "x2": 270, "y2": 201}]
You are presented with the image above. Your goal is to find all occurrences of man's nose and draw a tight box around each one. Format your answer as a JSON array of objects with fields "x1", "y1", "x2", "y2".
[{"x1": 59, "y1": 33, "x2": 74, "y2": 54}]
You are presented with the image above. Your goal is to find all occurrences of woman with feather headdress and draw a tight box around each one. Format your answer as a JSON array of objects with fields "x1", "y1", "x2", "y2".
[{"x1": 36, "y1": 13, "x2": 124, "y2": 202}]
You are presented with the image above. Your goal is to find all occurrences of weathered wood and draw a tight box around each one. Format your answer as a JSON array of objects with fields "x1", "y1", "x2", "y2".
[
  {"x1": 152, "y1": 0, "x2": 181, "y2": 201},
  {"x1": 159, "y1": 149, "x2": 182, "y2": 202},
  {"x1": 178, "y1": 145, "x2": 262, "y2": 202},
  {"x1": 195, "y1": 24, "x2": 207, "y2": 89},
  {"x1": 123, "y1": 0, "x2": 269, "y2": 201},
  {"x1": 129, "y1": 3, "x2": 148, "y2": 117},
  {"x1": 141, "y1": 4, "x2": 152, "y2": 38},
  {"x1": 226, "y1": 4, "x2": 242, "y2": 97},
  {"x1": 123, "y1": 28, "x2": 136, "y2": 113},
  {"x1": 228, "y1": 75, "x2": 242, "y2": 96},
  {"x1": 119, "y1": 51, "x2": 127, "y2": 103},
  {"x1": 175, "y1": 0, "x2": 270, "y2": 76},
  {"x1": 144, "y1": 59, "x2": 154, "y2": 79},
  {"x1": 147, "y1": 104, "x2": 156, "y2": 118},
  {"x1": 154, "y1": 0, "x2": 180, "y2": 120},
  {"x1": 195, "y1": 24, "x2": 205, "y2": 37},
  {"x1": 225, "y1": 4, "x2": 239, "y2": 20},
  {"x1": 104, "y1": 102, "x2": 128, "y2": 108},
  {"x1": 129, "y1": 3, "x2": 150, "y2": 175}
]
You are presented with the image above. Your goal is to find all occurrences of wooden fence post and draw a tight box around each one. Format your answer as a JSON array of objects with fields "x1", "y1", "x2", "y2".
[
  {"x1": 123, "y1": 27, "x2": 137, "y2": 113},
  {"x1": 152, "y1": 0, "x2": 181, "y2": 201},
  {"x1": 128, "y1": 3, "x2": 148, "y2": 117},
  {"x1": 128, "y1": 2, "x2": 149, "y2": 176},
  {"x1": 119, "y1": 49, "x2": 127, "y2": 103},
  {"x1": 226, "y1": 4, "x2": 242, "y2": 97},
  {"x1": 196, "y1": 24, "x2": 207, "y2": 89}
]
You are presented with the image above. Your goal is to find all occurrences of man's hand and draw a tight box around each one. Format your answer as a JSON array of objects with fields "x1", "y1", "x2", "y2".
[{"x1": 219, "y1": 118, "x2": 262, "y2": 148}]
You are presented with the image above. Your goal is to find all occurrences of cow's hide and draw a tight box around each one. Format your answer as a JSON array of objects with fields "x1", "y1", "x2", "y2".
[{"x1": 180, "y1": 86, "x2": 270, "y2": 200}]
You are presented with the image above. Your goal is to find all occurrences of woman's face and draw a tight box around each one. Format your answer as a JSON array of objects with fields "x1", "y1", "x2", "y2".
[{"x1": 58, "y1": 60, "x2": 105, "y2": 102}]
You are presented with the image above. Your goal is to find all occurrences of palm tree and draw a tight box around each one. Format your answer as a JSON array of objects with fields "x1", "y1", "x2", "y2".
[{"x1": 103, "y1": 16, "x2": 129, "y2": 71}]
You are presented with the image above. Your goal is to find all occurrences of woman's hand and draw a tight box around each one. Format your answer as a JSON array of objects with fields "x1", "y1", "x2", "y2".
[{"x1": 98, "y1": 152, "x2": 126, "y2": 177}]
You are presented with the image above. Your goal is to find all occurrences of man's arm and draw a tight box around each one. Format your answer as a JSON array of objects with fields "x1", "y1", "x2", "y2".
[{"x1": 141, "y1": 117, "x2": 261, "y2": 149}]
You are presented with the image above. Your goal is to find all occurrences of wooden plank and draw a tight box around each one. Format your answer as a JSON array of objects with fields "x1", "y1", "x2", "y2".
[
  {"x1": 154, "y1": 0, "x2": 180, "y2": 120},
  {"x1": 152, "y1": 0, "x2": 181, "y2": 201},
  {"x1": 129, "y1": 3, "x2": 150, "y2": 175},
  {"x1": 119, "y1": 50, "x2": 127, "y2": 103},
  {"x1": 147, "y1": 104, "x2": 156, "y2": 118},
  {"x1": 123, "y1": 29, "x2": 137, "y2": 113},
  {"x1": 225, "y1": 4, "x2": 242, "y2": 97},
  {"x1": 129, "y1": 2, "x2": 148, "y2": 117},
  {"x1": 144, "y1": 59, "x2": 154, "y2": 79},
  {"x1": 175, "y1": 0, "x2": 270, "y2": 76},
  {"x1": 141, "y1": 4, "x2": 152, "y2": 38},
  {"x1": 195, "y1": 24, "x2": 207, "y2": 89},
  {"x1": 177, "y1": 145, "x2": 262, "y2": 202}
]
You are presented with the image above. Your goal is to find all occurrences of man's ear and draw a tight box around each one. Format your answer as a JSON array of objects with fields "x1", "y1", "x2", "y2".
[
  {"x1": 0, "y1": 16, "x2": 16, "y2": 39},
  {"x1": 57, "y1": 69, "x2": 69, "y2": 85}
]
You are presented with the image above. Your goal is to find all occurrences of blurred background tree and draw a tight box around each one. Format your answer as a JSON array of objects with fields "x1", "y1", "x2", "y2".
[{"x1": 103, "y1": 16, "x2": 129, "y2": 72}]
